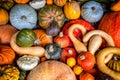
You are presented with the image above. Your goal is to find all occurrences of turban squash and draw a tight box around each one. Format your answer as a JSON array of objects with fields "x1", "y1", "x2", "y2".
[{"x1": 98, "y1": 11, "x2": 120, "y2": 47}]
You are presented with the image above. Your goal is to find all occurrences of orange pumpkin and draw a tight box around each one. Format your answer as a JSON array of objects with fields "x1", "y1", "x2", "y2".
[
  {"x1": 0, "y1": 24, "x2": 17, "y2": 44},
  {"x1": 54, "y1": 0, "x2": 67, "y2": 6},
  {"x1": 14, "y1": 0, "x2": 29, "y2": 4},
  {"x1": 33, "y1": 29, "x2": 53, "y2": 47},
  {"x1": 0, "y1": 45, "x2": 15, "y2": 65},
  {"x1": 98, "y1": 11, "x2": 120, "y2": 47},
  {"x1": 46, "y1": 0, "x2": 53, "y2": 5},
  {"x1": 0, "y1": 8, "x2": 9, "y2": 25},
  {"x1": 79, "y1": 71, "x2": 95, "y2": 80}
]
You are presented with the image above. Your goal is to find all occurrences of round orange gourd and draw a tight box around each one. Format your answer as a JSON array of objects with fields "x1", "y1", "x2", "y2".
[
  {"x1": 0, "y1": 8, "x2": 9, "y2": 25},
  {"x1": 0, "y1": 24, "x2": 17, "y2": 44},
  {"x1": 46, "y1": 0, "x2": 53, "y2": 5},
  {"x1": 0, "y1": 45, "x2": 15, "y2": 65},
  {"x1": 98, "y1": 11, "x2": 120, "y2": 47},
  {"x1": 33, "y1": 29, "x2": 53, "y2": 47},
  {"x1": 64, "y1": 1, "x2": 80, "y2": 19},
  {"x1": 54, "y1": 0, "x2": 67, "y2": 6},
  {"x1": 79, "y1": 71, "x2": 95, "y2": 80},
  {"x1": 14, "y1": 0, "x2": 29, "y2": 4}
]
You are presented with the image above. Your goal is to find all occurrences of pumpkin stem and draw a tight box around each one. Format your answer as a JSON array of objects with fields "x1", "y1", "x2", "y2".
[
  {"x1": 68, "y1": 50, "x2": 73, "y2": 55},
  {"x1": 21, "y1": 16, "x2": 27, "y2": 20},
  {"x1": 49, "y1": 45, "x2": 54, "y2": 52},
  {"x1": 34, "y1": 39, "x2": 40, "y2": 45},
  {"x1": 80, "y1": 55, "x2": 85, "y2": 60},
  {"x1": 92, "y1": 7, "x2": 96, "y2": 11},
  {"x1": 59, "y1": 32, "x2": 63, "y2": 37}
]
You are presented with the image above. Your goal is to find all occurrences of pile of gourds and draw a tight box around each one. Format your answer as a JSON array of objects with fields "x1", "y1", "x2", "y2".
[{"x1": 1, "y1": 0, "x2": 120, "y2": 80}]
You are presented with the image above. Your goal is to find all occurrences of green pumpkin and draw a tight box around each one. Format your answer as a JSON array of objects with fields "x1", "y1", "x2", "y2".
[
  {"x1": 16, "y1": 28, "x2": 36, "y2": 47},
  {"x1": 107, "y1": 60, "x2": 120, "y2": 72},
  {"x1": 38, "y1": 5, "x2": 65, "y2": 29},
  {"x1": 45, "y1": 43, "x2": 62, "y2": 60},
  {"x1": 0, "y1": 0, "x2": 14, "y2": 10}
]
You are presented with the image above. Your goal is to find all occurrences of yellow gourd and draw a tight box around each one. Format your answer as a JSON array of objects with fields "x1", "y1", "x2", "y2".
[{"x1": 64, "y1": 0, "x2": 80, "y2": 19}]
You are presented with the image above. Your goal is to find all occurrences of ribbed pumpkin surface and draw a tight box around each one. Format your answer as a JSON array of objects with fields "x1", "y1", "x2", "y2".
[{"x1": 98, "y1": 11, "x2": 120, "y2": 47}]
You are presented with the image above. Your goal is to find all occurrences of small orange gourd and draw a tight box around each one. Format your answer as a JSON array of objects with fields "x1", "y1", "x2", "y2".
[
  {"x1": 0, "y1": 8, "x2": 9, "y2": 25},
  {"x1": 0, "y1": 45, "x2": 15, "y2": 65},
  {"x1": 46, "y1": 0, "x2": 53, "y2": 5},
  {"x1": 14, "y1": 0, "x2": 29, "y2": 4},
  {"x1": 33, "y1": 29, "x2": 53, "y2": 47},
  {"x1": 111, "y1": 0, "x2": 120, "y2": 11},
  {"x1": 54, "y1": 0, "x2": 67, "y2": 6}
]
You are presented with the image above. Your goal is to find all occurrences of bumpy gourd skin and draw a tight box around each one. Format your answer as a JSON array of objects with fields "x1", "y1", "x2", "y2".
[{"x1": 0, "y1": 65, "x2": 20, "y2": 80}]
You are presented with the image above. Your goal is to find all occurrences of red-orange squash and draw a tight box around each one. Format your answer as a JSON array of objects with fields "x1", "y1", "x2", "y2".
[
  {"x1": 0, "y1": 45, "x2": 15, "y2": 65},
  {"x1": 98, "y1": 11, "x2": 120, "y2": 47},
  {"x1": 0, "y1": 24, "x2": 17, "y2": 44}
]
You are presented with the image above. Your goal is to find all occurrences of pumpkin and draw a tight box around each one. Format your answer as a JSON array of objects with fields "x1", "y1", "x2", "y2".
[
  {"x1": 79, "y1": 71, "x2": 95, "y2": 80},
  {"x1": 77, "y1": 52, "x2": 96, "y2": 71},
  {"x1": 46, "y1": 21, "x2": 60, "y2": 36},
  {"x1": 54, "y1": 0, "x2": 67, "y2": 7},
  {"x1": 0, "y1": 0, "x2": 14, "y2": 10},
  {"x1": 29, "y1": 0, "x2": 46, "y2": 9},
  {"x1": 98, "y1": 11, "x2": 120, "y2": 47},
  {"x1": 54, "y1": 32, "x2": 71, "y2": 48},
  {"x1": 0, "y1": 24, "x2": 17, "y2": 44},
  {"x1": 17, "y1": 55, "x2": 40, "y2": 71},
  {"x1": 10, "y1": 4, "x2": 37, "y2": 30},
  {"x1": 38, "y1": 4, "x2": 65, "y2": 29},
  {"x1": 0, "y1": 65, "x2": 20, "y2": 80},
  {"x1": 10, "y1": 32, "x2": 45, "y2": 57},
  {"x1": 46, "y1": 0, "x2": 53, "y2": 5},
  {"x1": 0, "y1": 8, "x2": 9, "y2": 25},
  {"x1": 107, "y1": 59, "x2": 120, "y2": 72},
  {"x1": 64, "y1": 0, "x2": 80, "y2": 19},
  {"x1": 45, "y1": 43, "x2": 62, "y2": 60},
  {"x1": 111, "y1": 0, "x2": 120, "y2": 11},
  {"x1": 16, "y1": 28, "x2": 36, "y2": 47},
  {"x1": 81, "y1": 1, "x2": 104, "y2": 23},
  {"x1": 27, "y1": 60, "x2": 77, "y2": 80},
  {"x1": 96, "y1": 47, "x2": 120, "y2": 80},
  {"x1": 0, "y1": 45, "x2": 15, "y2": 65},
  {"x1": 34, "y1": 29, "x2": 53, "y2": 47},
  {"x1": 14, "y1": 0, "x2": 29, "y2": 4},
  {"x1": 60, "y1": 47, "x2": 77, "y2": 62}
]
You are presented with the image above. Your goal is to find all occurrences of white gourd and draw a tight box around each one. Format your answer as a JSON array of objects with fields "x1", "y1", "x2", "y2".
[
  {"x1": 17, "y1": 55, "x2": 40, "y2": 71},
  {"x1": 29, "y1": 0, "x2": 46, "y2": 9}
]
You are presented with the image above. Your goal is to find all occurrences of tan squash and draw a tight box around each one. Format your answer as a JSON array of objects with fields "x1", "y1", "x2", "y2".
[
  {"x1": 68, "y1": 24, "x2": 87, "y2": 53},
  {"x1": 96, "y1": 47, "x2": 120, "y2": 80},
  {"x1": 10, "y1": 32, "x2": 45, "y2": 57},
  {"x1": 0, "y1": 8, "x2": 9, "y2": 25},
  {"x1": 83, "y1": 30, "x2": 115, "y2": 63},
  {"x1": 27, "y1": 60, "x2": 77, "y2": 80}
]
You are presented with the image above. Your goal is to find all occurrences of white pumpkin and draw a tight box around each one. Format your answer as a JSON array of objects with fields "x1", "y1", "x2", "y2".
[
  {"x1": 17, "y1": 55, "x2": 40, "y2": 71},
  {"x1": 29, "y1": 0, "x2": 46, "y2": 9},
  {"x1": 10, "y1": 4, "x2": 37, "y2": 30},
  {"x1": 81, "y1": 1, "x2": 104, "y2": 23}
]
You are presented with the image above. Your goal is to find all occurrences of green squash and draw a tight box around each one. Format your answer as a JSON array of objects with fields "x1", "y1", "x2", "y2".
[
  {"x1": 16, "y1": 28, "x2": 36, "y2": 47},
  {"x1": 38, "y1": 5, "x2": 65, "y2": 29},
  {"x1": 18, "y1": 70, "x2": 27, "y2": 80},
  {"x1": 45, "y1": 43, "x2": 62, "y2": 60}
]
